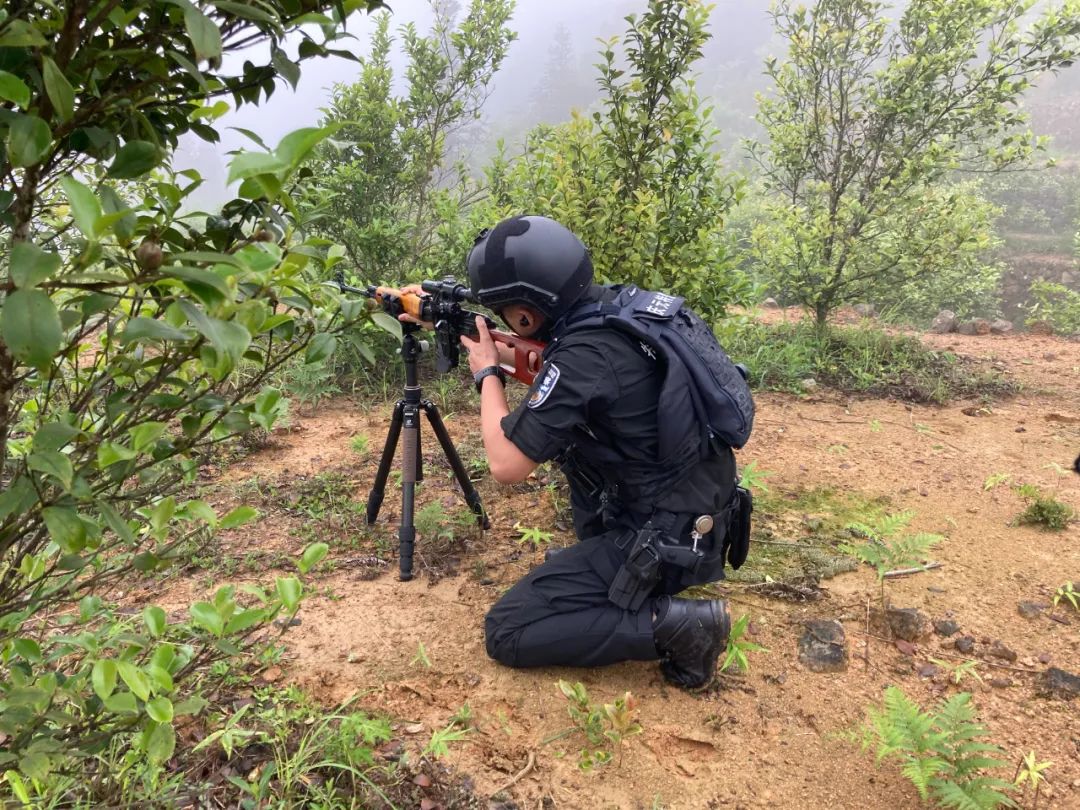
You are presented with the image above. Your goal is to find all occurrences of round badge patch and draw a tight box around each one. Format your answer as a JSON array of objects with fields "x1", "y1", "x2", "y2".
[{"x1": 527, "y1": 363, "x2": 560, "y2": 409}]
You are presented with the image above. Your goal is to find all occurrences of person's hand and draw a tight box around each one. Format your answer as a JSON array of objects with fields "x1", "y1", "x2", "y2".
[
  {"x1": 381, "y1": 284, "x2": 434, "y2": 329},
  {"x1": 461, "y1": 315, "x2": 501, "y2": 374}
]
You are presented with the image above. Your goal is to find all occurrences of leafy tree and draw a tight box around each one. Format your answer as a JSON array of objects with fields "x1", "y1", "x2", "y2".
[
  {"x1": 0, "y1": 0, "x2": 387, "y2": 799},
  {"x1": 482, "y1": 0, "x2": 750, "y2": 320},
  {"x1": 750, "y1": 0, "x2": 1080, "y2": 329},
  {"x1": 308, "y1": 0, "x2": 516, "y2": 283}
]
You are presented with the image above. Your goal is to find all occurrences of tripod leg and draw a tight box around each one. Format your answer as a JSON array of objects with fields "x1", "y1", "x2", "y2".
[
  {"x1": 398, "y1": 405, "x2": 421, "y2": 582},
  {"x1": 423, "y1": 400, "x2": 490, "y2": 530},
  {"x1": 367, "y1": 400, "x2": 404, "y2": 525}
]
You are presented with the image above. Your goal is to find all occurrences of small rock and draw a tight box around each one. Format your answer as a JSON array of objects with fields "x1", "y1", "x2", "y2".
[
  {"x1": 1043, "y1": 352, "x2": 1057, "y2": 361},
  {"x1": 987, "y1": 641, "x2": 1018, "y2": 662},
  {"x1": 933, "y1": 619, "x2": 961, "y2": 637},
  {"x1": 260, "y1": 666, "x2": 283, "y2": 683},
  {"x1": 413, "y1": 773, "x2": 433, "y2": 788},
  {"x1": 854, "y1": 303, "x2": 877, "y2": 318},
  {"x1": 929, "y1": 310, "x2": 958, "y2": 334},
  {"x1": 917, "y1": 663, "x2": 939, "y2": 678},
  {"x1": 763, "y1": 297, "x2": 780, "y2": 309},
  {"x1": 273, "y1": 617, "x2": 302, "y2": 630},
  {"x1": 1020, "y1": 657, "x2": 1037, "y2": 668},
  {"x1": 989, "y1": 319, "x2": 1013, "y2": 335},
  {"x1": 1017, "y1": 601, "x2": 1047, "y2": 619},
  {"x1": 1038, "y1": 652, "x2": 1052, "y2": 664},
  {"x1": 404, "y1": 723, "x2": 425, "y2": 734},
  {"x1": 895, "y1": 639, "x2": 916, "y2": 656},
  {"x1": 1037, "y1": 667, "x2": 1080, "y2": 700},
  {"x1": 887, "y1": 608, "x2": 930, "y2": 641},
  {"x1": 797, "y1": 619, "x2": 848, "y2": 673},
  {"x1": 1029, "y1": 320, "x2": 1054, "y2": 336},
  {"x1": 989, "y1": 678, "x2": 1012, "y2": 689},
  {"x1": 801, "y1": 378, "x2": 818, "y2": 392},
  {"x1": 346, "y1": 651, "x2": 364, "y2": 664},
  {"x1": 955, "y1": 635, "x2": 975, "y2": 654},
  {"x1": 479, "y1": 577, "x2": 495, "y2": 586},
  {"x1": 420, "y1": 799, "x2": 442, "y2": 810},
  {"x1": 1015, "y1": 426, "x2": 1026, "y2": 433}
]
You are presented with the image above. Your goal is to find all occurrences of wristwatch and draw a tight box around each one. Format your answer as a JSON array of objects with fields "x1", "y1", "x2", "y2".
[{"x1": 473, "y1": 364, "x2": 506, "y2": 393}]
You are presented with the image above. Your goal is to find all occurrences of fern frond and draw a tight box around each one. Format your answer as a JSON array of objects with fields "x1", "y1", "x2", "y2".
[
  {"x1": 874, "y1": 510, "x2": 914, "y2": 536},
  {"x1": 932, "y1": 778, "x2": 1017, "y2": 810}
]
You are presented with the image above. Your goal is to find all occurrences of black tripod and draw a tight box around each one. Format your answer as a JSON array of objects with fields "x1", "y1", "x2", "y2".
[{"x1": 366, "y1": 323, "x2": 489, "y2": 580}]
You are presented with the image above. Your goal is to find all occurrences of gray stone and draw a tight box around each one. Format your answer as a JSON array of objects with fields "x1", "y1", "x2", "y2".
[
  {"x1": 1037, "y1": 667, "x2": 1080, "y2": 701},
  {"x1": 929, "y1": 310, "x2": 958, "y2": 334},
  {"x1": 1017, "y1": 601, "x2": 1048, "y2": 619},
  {"x1": 933, "y1": 619, "x2": 960, "y2": 637},
  {"x1": 987, "y1": 641, "x2": 1018, "y2": 662},
  {"x1": 763, "y1": 297, "x2": 780, "y2": 309},
  {"x1": 990, "y1": 319, "x2": 1014, "y2": 335},
  {"x1": 798, "y1": 619, "x2": 848, "y2": 673},
  {"x1": 957, "y1": 318, "x2": 991, "y2": 336},
  {"x1": 800, "y1": 378, "x2": 818, "y2": 392},
  {"x1": 853, "y1": 303, "x2": 877, "y2": 318},
  {"x1": 887, "y1": 607, "x2": 930, "y2": 641},
  {"x1": 954, "y1": 635, "x2": 975, "y2": 654}
]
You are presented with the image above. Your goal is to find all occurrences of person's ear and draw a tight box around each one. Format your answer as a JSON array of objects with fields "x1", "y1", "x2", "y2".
[{"x1": 518, "y1": 313, "x2": 531, "y2": 329}]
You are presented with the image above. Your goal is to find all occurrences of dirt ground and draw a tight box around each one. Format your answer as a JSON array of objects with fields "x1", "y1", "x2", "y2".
[{"x1": 150, "y1": 315, "x2": 1079, "y2": 809}]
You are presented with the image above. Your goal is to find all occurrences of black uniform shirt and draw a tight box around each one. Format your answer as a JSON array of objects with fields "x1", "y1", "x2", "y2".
[{"x1": 501, "y1": 320, "x2": 736, "y2": 536}]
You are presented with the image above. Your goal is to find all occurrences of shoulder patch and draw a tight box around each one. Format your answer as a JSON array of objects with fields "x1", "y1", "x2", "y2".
[{"x1": 527, "y1": 363, "x2": 561, "y2": 409}]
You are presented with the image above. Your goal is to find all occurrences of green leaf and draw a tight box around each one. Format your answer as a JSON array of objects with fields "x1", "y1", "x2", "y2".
[
  {"x1": 133, "y1": 552, "x2": 160, "y2": 572},
  {"x1": 178, "y1": 300, "x2": 252, "y2": 368},
  {"x1": 275, "y1": 125, "x2": 342, "y2": 169},
  {"x1": 371, "y1": 310, "x2": 403, "y2": 340},
  {"x1": 121, "y1": 317, "x2": 190, "y2": 344},
  {"x1": 0, "y1": 20, "x2": 48, "y2": 47},
  {"x1": 184, "y1": 6, "x2": 223, "y2": 63},
  {"x1": 42, "y1": 57, "x2": 75, "y2": 122},
  {"x1": 226, "y1": 151, "x2": 288, "y2": 184},
  {"x1": 276, "y1": 576, "x2": 302, "y2": 614},
  {"x1": 304, "y1": 332, "x2": 336, "y2": 364},
  {"x1": 298, "y1": 542, "x2": 328, "y2": 574},
  {"x1": 13, "y1": 638, "x2": 42, "y2": 664},
  {"x1": 174, "y1": 695, "x2": 209, "y2": 716},
  {"x1": 42, "y1": 506, "x2": 86, "y2": 552},
  {"x1": 104, "y1": 691, "x2": 138, "y2": 714},
  {"x1": 10, "y1": 242, "x2": 62, "y2": 290},
  {"x1": 144, "y1": 722, "x2": 176, "y2": 765},
  {"x1": 129, "y1": 422, "x2": 167, "y2": 452},
  {"x1": 59, "y1": 176, "x2": 103, "y2": 238},
  {"x1": 33, "y1": 421, "x2": 82, "y2": 452},
  {"x1": 143, "y1": 606, "x2": 167, "y2": 638},
  {"x1": 190, "y1": 602, "x2": 224, "y2": 637},
  {"x1": 92, "y1": 659, "x2": 118, "y2": 701},
  {"x1": 6, "y1": 114, "x2": 52, "y2": 167},
  {"x1": 225, "y1": 608, "x2": 266, "y2": 635},
  {"x1": 0, "y1": 70, "x2": 31, "y2": 108},
  {"x1": 28, "y1": 451, "x2": 74, "y2": 489},
  {"x1": 219, "y1": 505, "x2": 257, "y2": 530},
  {"x1": 108, "y1": 140, "x2": 164, "y2": 179},
  {"x1": 146, "y1": 697, "x2": 174, "y2": 724},
  {"x1": 0, "y1": 477, "x2": 37, "y2": 522},
  {"x1": 97, "y1": 441, "x2": 137, "y2": 468},
  {"x1": 117, "y1": 661, "x2": 151, "y2": 701},
  {"x1": 18, "y1": 752, "x2": 49, "y2": 782},
  {"x1": 98, "y1": 501, "x2": 136, "y2": 545},
  {"x1": 0, "y1": 289, "x2": 63, "y2": 367}
]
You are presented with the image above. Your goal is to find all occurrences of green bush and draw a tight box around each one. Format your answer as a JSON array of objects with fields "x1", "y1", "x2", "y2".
[
  {"x1": 0, "y1": 0, "x2": 388, "y2": 799},
  {"x1": 477, "y1": 0, "x2": 752, "y2": 321},
  {"x1": 1026, "y1": 280, "x2": 1080, "y2": 335},
  {"x1": 726, "y1": 322, "x2": 1017, "y2": 403}
]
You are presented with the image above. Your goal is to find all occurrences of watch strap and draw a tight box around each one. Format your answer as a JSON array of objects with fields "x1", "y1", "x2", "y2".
[{"x1": 473, "y1": 365, "x2": 505, "y2": 393}]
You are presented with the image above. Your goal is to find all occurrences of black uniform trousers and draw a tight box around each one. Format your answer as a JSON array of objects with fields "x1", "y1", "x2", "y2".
[{"x1": 484, "y1": 528, "x2": 689, "y2": 668}]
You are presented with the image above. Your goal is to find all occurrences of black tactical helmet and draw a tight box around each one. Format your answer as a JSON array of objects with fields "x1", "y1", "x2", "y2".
[{"x1": 467, "y1": 215, "x2": 593, "y2": 320}]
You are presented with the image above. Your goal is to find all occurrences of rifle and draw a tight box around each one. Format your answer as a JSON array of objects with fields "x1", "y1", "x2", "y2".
[{"x1": 333, "y1": 273, "x2": 545, "y2": 385}]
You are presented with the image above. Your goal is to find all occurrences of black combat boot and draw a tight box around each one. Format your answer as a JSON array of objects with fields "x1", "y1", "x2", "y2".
[{"x1": 652, "y1": 596, "x2": 731, "y2": 689}]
